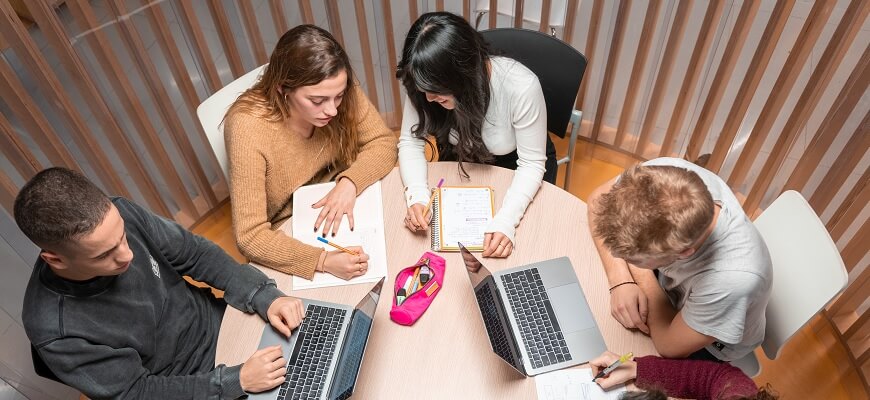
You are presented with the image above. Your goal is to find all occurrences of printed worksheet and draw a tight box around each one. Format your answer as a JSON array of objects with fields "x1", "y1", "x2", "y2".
[
  {"x1": 290, "y1": 181, "x2": 387, "y2": 290},
  {"x1": 535, "y1": 369, "x2": 626, "y2": 400}
]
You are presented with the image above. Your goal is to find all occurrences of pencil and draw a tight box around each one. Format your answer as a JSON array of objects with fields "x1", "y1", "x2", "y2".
[
  {"x1": 316, "y1": 236, "x2": 359, "y2": 256},
  {"x1": 422, "y1": 178, "x2": 445, "y2": 219}
]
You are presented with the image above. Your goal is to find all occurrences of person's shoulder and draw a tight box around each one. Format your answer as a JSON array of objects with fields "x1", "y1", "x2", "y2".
[
  {"x1": 492, "y1": 56, "x2": 539, "y2": 90},
  {"x1": 22, "y1": 263, "x2": 63, "y2": 343}
]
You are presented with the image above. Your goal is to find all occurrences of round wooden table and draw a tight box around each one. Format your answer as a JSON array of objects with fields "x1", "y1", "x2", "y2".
[{"x1": 215, "y1": 162, "x2": 656, "y2": 399}]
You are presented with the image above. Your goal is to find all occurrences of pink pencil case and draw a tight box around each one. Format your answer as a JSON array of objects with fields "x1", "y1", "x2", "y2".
[{"x1": 389, "y1": 252, "x2": 445, "y2": 326}]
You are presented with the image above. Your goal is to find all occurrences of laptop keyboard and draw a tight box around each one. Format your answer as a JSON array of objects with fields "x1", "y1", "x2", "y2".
[
  {"x1": 501, "y1": 269, "x2": 572, "y2": 369},
  {"x1": 277, "y1": 304, "x2": 346, "y2": 400},
  {"x1": 475, "y1": 282, "x2": 515, "y2": 365}
]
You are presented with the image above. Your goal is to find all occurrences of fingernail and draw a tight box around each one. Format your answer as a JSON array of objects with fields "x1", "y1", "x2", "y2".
[
  {"x1": 350, "y1": 227, "x2": 354, "y2": 231},
  {"x1": 314, "y1": 227, "x2": 317, "y2": 232},
  {"x1": 322, "y1": 233, "x2": 326, "y2": 238},
  {"x1": 331, "y1": 233, "x2": 336, "y2": 237}
]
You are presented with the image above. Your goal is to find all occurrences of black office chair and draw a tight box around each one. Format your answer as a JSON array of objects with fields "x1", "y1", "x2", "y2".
[{"x1": 480, "y1": 28, "x2": 587, "y2": 191}]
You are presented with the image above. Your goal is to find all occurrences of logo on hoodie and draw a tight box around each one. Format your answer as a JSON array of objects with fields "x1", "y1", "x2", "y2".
[{"x1": 149, "y1": 255, "x2": 160, "y2": 278}]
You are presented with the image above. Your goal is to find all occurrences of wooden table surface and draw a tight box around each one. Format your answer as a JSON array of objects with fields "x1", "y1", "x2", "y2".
[{"x1": 215, "y1": 162, "x2": 656, "y2": 399}]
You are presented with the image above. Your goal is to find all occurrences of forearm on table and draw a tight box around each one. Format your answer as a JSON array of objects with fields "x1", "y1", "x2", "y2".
[{"x1": 235, "y1": 222, "x2": 322, "y2": 280}]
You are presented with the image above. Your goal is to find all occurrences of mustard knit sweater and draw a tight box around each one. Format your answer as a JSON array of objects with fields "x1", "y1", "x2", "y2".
[{"x1": 224, "y1": 85, "x2": 398, "y2": 278}]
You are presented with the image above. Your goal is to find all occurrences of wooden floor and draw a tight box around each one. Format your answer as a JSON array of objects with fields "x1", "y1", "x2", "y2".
[{"x1": 177, "y1": 139, "x2": 868, "y2": 400}]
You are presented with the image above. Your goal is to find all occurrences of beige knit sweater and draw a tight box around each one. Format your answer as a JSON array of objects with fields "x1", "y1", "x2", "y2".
[{"x1": 224, "y1": 85, "x2": 398, "y2": 278}]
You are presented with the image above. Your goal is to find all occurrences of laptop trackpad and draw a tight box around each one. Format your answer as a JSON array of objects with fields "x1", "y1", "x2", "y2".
[{"x1": 549, "y1": 283, "x2": 596, "y2": 333}]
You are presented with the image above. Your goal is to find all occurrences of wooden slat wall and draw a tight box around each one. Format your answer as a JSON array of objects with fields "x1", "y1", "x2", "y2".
[{"x1": 0, "y1": 0, "x2": 866, "y2": 388}]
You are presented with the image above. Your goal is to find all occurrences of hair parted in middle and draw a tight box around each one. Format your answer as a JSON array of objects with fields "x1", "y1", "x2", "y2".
[
  {"x1": 227, "y1": 24, "x2": 360, "y2": 169},
  {"x1": 593, "y1": 164, "x2": 715, "y2": 260},
  {"x1": 396, "y1": 11, "x2": 494, "y2": 176}
]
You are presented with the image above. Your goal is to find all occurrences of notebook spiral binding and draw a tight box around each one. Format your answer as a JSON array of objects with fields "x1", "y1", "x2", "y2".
[{"x1": 430, "y1": 192, "x2": 441, "y2": 251}]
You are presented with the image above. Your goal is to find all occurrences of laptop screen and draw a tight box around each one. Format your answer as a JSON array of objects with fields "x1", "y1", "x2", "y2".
[
  {"x1": 327, "y1": 279, "x2": 383, "y2": 400},
  {"x1": 458, "y1": 243, "x2": 525, "y2": 374}
]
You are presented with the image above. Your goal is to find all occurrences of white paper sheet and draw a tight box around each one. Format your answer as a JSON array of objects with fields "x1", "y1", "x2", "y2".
[
  {"x1": 438, "y1": 187, "x2": 493, "y2": 249},
  {"x1": 535, "y1": 369, "x2": 626, "y2": 400},
  {"x1": 290, "y1": 181, "x2": 387, "y2": 290}
]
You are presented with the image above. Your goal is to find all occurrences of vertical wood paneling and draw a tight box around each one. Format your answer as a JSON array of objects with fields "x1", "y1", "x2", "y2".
[
  {"x1": 325, "y1": 1, "x2": 345, "y2": 46},
  {"x1": 436, "y1": 0, "x2": 444, "y2": 12},
  {"x1": 563, "y1": 0, "x2": 579, "y2": 42},
  {"x1": 0, "y1": 60, "x2": 79, "y2": 171},
  {"x1": 488, "y1": 0, "x2": 497, "y2": 28},
  {"x1": 177, "y1": 1, "x2": 224, "y2": 92},
  {"x1": 354, "y1": 0, "x2": 379, "y2": 106},
  {"x1": 744, "y1": 0, "x2": 869, "y2": 213},
  {"x1": 635, "y1": 0, "x2": 691, "y2": 155},
  {"x1": 707, "y1": 0, "x2": 795, "y2": 173},
  {"x1": 684, "y1": 0, "x2": 760, "y2": 160},
  {"x1": 827, "y1": 168, "x2": 868, "y2": 242},
  {"x1": 613, "y1": 1, "x2": 661, "y2": 149},
  {"x1": 463, "y1": 0, "x2": 471, "y2": 21},
  {"x1": 539, "y1": 0, "x2": 551, "y2": 33},
  {"x1": 410, "y1": 0, "x2": 419, "y2": 24},
  {"x1": 578, "y1": 0, "x2": 605, "y2": 113},
  {"x1": 840, "y1": 219, "x2": 868, "y2": 270},
  {"x1": 844, "y1": 308, "x2": 869, "y2": 341},
  {"x1": 108, "y1": 0, "x2": 218, "y2": 210},
  {"x1": 513, "y1": 0, "x2": 524, "y2": 28},
  {"x1": 784, "y1": 47, "x2": 870, "y2": 192},
  {"x1": 830, "y1": 268, "x2": 869, "y2": 317},
  {"x1": 657, "y1": 0, "x2": 726, "y2": 157},
  {"x1": 381, "y1": 0, "x2": 402, "y2": 124},
  {"x1": 0, "y1": 169, "x2": 17, "y2": 212},
  {"x1": 809, "y1": 113, "x2": 870, "y2": 214},
  {"x1": 0, "y1": 111, "x2": 41, "y2": 178},
  {"x1": 587, "y1": 0, "x2": 631, "y2": 151},
  {"x1": 0, "y1": 1, "x2": 132, "y2": 200},
  {"x1": 727, "y1": 1, "x2": 836, "y2": 186},
  {"x1": 207, "y1": 0, "x2": 246, "y2": 78},
  {"x1": 299, "y1": 0, "x2": 314, "y2": 24},
  {"x1": 270, "y1": 0, "x2": 289, "y2": 36},
  {"x1": 67, "y1": 0, "x2": 198, "y2": 220},
  {"x1": 238, "y1": 0, "x2": 268, "y2": 65}
]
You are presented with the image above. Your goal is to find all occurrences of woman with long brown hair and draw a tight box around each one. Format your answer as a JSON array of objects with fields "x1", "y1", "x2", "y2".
[{"x1": 224, "y1": 25, "x2": 397, "y2": 279}]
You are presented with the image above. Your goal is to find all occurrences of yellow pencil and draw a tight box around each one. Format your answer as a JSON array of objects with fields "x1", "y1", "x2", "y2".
[{"x1": 316, "y1": 236, "x2": 359, "y2": 255}]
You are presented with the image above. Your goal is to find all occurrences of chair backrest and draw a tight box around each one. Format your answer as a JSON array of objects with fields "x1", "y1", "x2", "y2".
[
  {"x1": 196, "y1": 64, "x2": 268, "y2": 182},
  {"x1": 480, "y1": 28, "x2": 587, "y2": 139},
  {"x1": 754, "y1": 190, "x2": 848, "y2": 360}
]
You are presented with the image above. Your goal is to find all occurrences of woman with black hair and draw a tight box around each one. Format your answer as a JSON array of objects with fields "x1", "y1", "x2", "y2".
[{"x1": 396, "y1": 12, "x2": 557, "y2": 258}]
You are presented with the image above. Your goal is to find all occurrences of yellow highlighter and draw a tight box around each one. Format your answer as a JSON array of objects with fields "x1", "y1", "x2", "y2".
[{"x1": 592, "y1": 352, "x2": 633, "y2": 381}]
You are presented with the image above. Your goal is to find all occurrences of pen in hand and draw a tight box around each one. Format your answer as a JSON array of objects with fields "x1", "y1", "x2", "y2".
[
  {"x1": 592, "y1": 352, "x2": 633, "y2": 381},
  {"x1": 422, "y1": 178, "x2": 445, "y2": 220},
  {"x1": 316, "y1": 236, "x2": 360, "y2": 256}
]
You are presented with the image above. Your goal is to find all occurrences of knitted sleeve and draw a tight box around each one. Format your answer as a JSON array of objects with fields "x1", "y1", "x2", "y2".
[
  {"x1": 336, "y1": 84, "x2": 399, "y2": 192},
  {"x1": 634, "y1": 356, "x2": 758, "y2": 400},
  {"x1": 224, "y1": 111, "x2": 323, "y2": 279}
]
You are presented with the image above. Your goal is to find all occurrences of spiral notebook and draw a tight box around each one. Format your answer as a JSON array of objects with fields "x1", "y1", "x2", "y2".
[{"x1": 430, "y1": 186, "x2": 495, "y2": 251}]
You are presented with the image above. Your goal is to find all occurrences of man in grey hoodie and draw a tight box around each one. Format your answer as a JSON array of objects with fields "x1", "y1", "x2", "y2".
[{"x1": 15, "y1": 167, "x2": 305, "y2": 399}]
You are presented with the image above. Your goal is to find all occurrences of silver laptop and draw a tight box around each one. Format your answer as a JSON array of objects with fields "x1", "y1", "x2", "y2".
[
  {"x1": 459, "y1": 243, "x2": 606, "y2": 376},
  {"x1": 250, "y1": 278, "x2": 384, "y2": 400}
]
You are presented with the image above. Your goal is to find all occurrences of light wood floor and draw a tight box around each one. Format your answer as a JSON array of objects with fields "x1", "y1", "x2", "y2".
[{"x1": 173, "y1": 140, "x2": 868, "y2": 400}]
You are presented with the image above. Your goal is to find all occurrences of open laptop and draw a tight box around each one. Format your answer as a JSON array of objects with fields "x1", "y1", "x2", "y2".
[
  {"x1": 250, "y1": 278, "x2": 384, "y2": 400},
  {"x1": 459, "y1": 243, "x2": 606, "y2": 376}
]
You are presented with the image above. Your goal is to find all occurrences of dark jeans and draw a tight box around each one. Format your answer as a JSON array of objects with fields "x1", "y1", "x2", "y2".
[{"x1": 437, "y1": 135, "x2": 558, "y2": 184}]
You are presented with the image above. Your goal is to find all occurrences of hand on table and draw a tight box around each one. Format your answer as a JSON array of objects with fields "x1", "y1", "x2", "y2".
[
  {"x1": 240, "y1": 345, "x2": 286, "y2": 393},
  {"x1": 482, "y1": 232, "x2": 513, "y2": 258},
  {"x1": 610, "y1": 283, "x2": 650, "y2": 334},
  {"x1": 323, "y1": 247, "x2": 370, "y2": 280},
  {"x1": 589, "y1": 351, "x2": 637, "y2": 390},
  {"x1": 313, "y1": 177, "x2": 357, "y2": 237},
  {"x1": 404, "y1": 203, "x2": 430, "y2": 233}
]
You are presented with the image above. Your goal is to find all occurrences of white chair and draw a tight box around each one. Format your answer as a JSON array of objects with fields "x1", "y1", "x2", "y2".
[
  {"x1": 731, "y1": 190, "x2": 848, "y2": 377},
  {"x1": 196, "y1": 64, "x2": 269, "y2": 183}
]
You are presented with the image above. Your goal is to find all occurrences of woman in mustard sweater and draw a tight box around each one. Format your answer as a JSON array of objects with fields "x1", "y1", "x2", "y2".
[{"x1": 224, "y1": 25, "x2": 397, "y2": 280}]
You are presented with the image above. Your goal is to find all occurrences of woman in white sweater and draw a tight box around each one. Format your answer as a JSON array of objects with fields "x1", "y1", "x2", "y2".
[{"x1": 396, "y1": 12, "x2": 556, "y2": 258}]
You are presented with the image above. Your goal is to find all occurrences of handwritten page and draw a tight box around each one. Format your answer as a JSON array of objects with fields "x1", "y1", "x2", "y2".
[
  {"x1": 439, "y1": 187, "x2": 493, "y2": 249},
  {"x1": 290, "y1": 181, "x2": 388, "y2": 290},
  {"x1": 535, "y1": 369, "x2": 626, "y2": 400}
]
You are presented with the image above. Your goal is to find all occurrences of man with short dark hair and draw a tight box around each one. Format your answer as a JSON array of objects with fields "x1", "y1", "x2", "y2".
[
  {"x1": 16, "y1": 167, "x2": 303, "y2": 399},
  {"x1": 587, "y1": 158, "x2": 772, "y2": 362}
]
